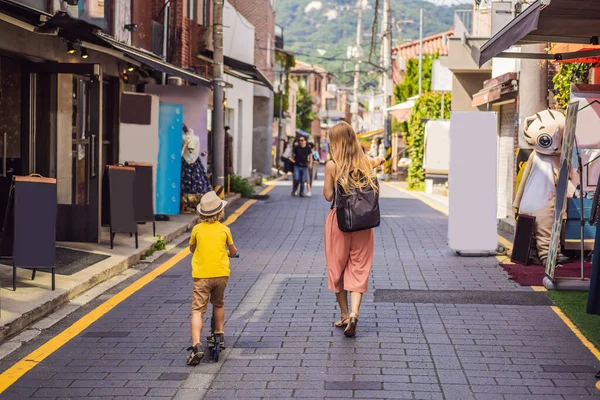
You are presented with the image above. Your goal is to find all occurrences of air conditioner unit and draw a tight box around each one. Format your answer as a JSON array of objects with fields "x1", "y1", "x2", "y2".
[
  {"x1": 327, "y1": 84, "x2": 338, "y2": 93},
  {"x1": 168, "y1": 77, "x2": 183, "y2": 86}
]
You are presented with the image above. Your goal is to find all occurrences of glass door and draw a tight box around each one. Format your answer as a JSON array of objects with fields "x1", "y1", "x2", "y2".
[{"x1": 72, "y1": 76, "x2": 91, "y2": 207}]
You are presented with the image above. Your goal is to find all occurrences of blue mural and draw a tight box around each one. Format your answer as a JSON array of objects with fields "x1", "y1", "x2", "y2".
[{"x1": 157, "y1": 103, "x2": 183, "y2": 215}]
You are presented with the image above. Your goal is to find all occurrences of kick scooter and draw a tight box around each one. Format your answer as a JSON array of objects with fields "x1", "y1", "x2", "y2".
[{"x1": 206, "y1": 252, "x2": 239, "y2": 362}]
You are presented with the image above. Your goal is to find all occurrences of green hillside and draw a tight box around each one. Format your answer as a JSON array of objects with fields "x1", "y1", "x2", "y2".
[{"x1": 276, "y1": 0, "x2": 465, "y2": 88}]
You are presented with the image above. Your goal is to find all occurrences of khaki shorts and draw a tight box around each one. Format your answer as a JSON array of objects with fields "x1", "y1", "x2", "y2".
[{"x1": 192, "y1": 277, "x2": 229, "y2": 313}]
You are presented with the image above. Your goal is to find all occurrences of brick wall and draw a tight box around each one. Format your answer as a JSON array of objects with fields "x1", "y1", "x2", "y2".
[
  {"x1": 144, "y1": 0, "x2": 199, "y2": 68},
  {"x1": 231, "y1": 0, "x2": 275, "y2": 84}
]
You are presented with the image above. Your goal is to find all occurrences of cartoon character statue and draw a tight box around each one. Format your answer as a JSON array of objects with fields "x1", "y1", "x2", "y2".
[{"x1": 513, "y1": 109, "x2": 572, "y2": 266}]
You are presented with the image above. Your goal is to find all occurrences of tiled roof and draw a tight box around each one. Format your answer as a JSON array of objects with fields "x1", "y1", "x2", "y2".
[
  {"x1": 391, "y1": 29, "x2": 454, "y2": 86},
  {"x1": 392, "y1": 29, "x2": 454, "y2": 59}
]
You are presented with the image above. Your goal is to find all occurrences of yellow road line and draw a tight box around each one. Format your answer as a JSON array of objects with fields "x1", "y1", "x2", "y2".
[
  {"x1": 531, "y1": 286, "x2": 548, "y2": 292},
  {"x1": 551, "y1": 306, "x2": 600, "y2": 362},
  {"x1": 0, "y1": 183, "x2": 276, "y2": 394}
]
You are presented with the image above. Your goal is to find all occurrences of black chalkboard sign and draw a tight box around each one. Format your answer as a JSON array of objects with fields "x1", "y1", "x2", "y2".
[
  {"x1": 0, "y1": 176, "x2": 57, "y2": 291},
  {"x1": 125, "y1": 162, "x2": 156, "y2": 236},
  {"x1": 0, "y1": 176, "x2": 14, "y2": 259},
  {"x1": 102, "y1": 166, "x2": 138, "y2": 249},
  {"x1": 511, "y1": 214, "x2": 536, "y2": 266}
]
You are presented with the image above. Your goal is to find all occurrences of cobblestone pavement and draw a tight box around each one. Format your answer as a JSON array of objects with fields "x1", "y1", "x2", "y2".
[{"x1": 1, "y1": 180, "x2": 599, "y2": 399}]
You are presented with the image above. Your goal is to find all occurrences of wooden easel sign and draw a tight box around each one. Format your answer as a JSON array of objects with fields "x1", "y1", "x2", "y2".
[
  {"x1": 125, "y1": 162, "x2": 156, "y2": 236},
  {"x1": 103, "y1": 165, "x2": 138, "y2": 249},
  {"x1": 0, "y1": 175, "x2": 57, "y2": 291},
  {"x1": 511, "y1": 214, "x2": 536, "y2": 266}
]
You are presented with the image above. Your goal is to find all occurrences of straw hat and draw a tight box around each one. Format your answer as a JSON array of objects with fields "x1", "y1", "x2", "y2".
[{"x1": 197, "y1": 191, "x2": 228, "y2": 216}]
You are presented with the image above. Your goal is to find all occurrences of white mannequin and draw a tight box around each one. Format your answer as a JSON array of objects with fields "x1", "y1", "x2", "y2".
[
  {"x1": 369, "y1": 140, "x2": 378, "y2": 158},
  {"x1": 182, "y1": 128, "x2": 200, "y2": 165}
]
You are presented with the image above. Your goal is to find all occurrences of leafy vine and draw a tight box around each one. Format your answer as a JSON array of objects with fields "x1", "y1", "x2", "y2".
[
  {"x1": 406, "y1": 92, "x2": 451, "y2": 190},
  {"x1": 552, "y1": 62, "x2": 593, "y2": 111}
]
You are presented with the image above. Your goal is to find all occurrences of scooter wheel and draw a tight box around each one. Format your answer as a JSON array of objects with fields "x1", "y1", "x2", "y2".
[{"x1": 212, "y1": 343, "x2": 219, "y2": 362}]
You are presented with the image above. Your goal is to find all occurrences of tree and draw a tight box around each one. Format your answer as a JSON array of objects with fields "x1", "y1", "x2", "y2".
[
  {"x1": 296, "y1": 83, "x2": 316, "y2": 132},
  {"x1": 394, "y1": 55, "x2": 436, "y2": 104},
  {"x1": 392, "y1": 53, "x2": 450, "y2": 189}
]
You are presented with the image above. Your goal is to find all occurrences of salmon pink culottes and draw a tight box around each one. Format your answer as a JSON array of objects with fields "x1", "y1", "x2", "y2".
[{"x1": 324, "y1": 208, "x2": 374, "y2": 293}]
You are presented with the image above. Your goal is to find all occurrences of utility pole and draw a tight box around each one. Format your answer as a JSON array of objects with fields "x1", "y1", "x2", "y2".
[
  {"x1": 276, "y1": 75, "x2": 284, "y2": 165},
  {"x1": 351, "y1": 2, "x2": 363, "y2": 131},
  {"x1": 382, "y1": 0, "x2": 392, "y2": 177},
  {"x1": 382, "y1": 0, "x2": 392, "y2": 135},
  {"x1": 161, "y1": 0, "x2": 170, "y2": 84},
  {"x1": 418, "y1": 8, "x2": 423, "y2": 96},
  {"x1": 212, "y1": 0, "x2": 225, "y2": 190}
]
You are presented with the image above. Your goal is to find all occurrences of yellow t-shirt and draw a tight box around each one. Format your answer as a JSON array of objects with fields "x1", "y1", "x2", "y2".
[{"x1": 189, "y1": 222, "x2": 233, "y2": 279}]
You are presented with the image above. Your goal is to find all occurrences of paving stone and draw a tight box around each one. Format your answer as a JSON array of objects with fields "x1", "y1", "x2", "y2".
[
  {"x1": 3, "y1": 183, "x2": 600, "y2": 399},
  {"x1": 325, "y1": 381, "x2": 383, "y2": 390}
]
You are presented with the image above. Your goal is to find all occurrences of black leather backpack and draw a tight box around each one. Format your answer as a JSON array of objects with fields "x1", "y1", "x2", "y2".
[{"x1": 334, "y1": 179, "x2": 380, "y2": 232}]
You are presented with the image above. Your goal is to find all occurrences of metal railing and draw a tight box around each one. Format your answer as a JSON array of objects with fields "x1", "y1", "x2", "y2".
[{"x1": 454, "y1": 9, "x2": 473, "y2": 38}]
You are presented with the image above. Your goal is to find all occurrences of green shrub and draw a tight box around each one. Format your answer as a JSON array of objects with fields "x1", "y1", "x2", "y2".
[
  {"x1": 552, "y1": 62, "x2": 593, "y2": 111},
  {"x1": 228, "y1": 174, "x2": 255, "y2": 198},
  {"x1": 406, "y1": 92, "x2": 451, "y2": 189},
  {"x1": 142, "y1": 235, "x2": 167, "y2": 260}
]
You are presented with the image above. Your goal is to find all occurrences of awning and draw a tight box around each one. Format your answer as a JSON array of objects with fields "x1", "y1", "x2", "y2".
[
  {"x1": 0, "y1": 1, "x2": 211, "y2": 88},
  {"x1": 97, "y1": 33, "x2": 211, "y2": 87},
  {"x1": 357, "y1": 128, "x2": 384, "y2": 140},
  {"x1": 385, "y1": 96, "x2": 418, "y2": 112},
  {"x1": 477, "y1": 0, "x2": 600, "y2": 66},
  {"x1": 317, "y1": 110, "x2": 346, "y2": 119},
  {"x1": 472, "y1": 73, "x2": 518, "y2": 107},
  {"x1": 555, "y1": 47, "x2": 600, "y2": 63},
  {"x1": 199, "y1": 49, "x2": 273, "y2": 90}
]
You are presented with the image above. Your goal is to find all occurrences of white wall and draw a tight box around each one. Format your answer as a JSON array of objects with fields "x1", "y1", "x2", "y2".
[
  {"x1": 144, "y1": 84, "x2": 211, "y2": 168},
  {"x1": 223, "y1": 0, "x2": 255, "y2": 177},
  {"x1": 119, "y1": 94, "x2": 160, "y2": 212},
  {"x1": 56, "y1": 74, "x2": 73, "y2": 205},
  {"x1": 224, "y1": 76, "x2": 255, "y2": 178},
  {"x1": 223, "y1": 1, "x2": 255, "y2": 64}
]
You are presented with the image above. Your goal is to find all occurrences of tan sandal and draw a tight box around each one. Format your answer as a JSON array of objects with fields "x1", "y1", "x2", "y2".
[
  {"x1": 344, "y1": 313, "x2": 358, "y2": 337},
  {"x1": 334, "y1": 314, "x2": 349, "y2": 328}
]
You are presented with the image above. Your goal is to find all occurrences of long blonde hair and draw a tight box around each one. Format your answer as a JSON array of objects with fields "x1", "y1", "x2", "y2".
[{"x1": 328, "y1": 122, "x2": 378, "y2": 193}]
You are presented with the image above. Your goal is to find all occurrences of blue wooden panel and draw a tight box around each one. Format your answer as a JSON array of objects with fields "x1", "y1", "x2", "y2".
[
  {"x1": 156, "y1": 103, "x2": 183, "y2": 215},
  {"x1": 565, "y1": 198, "x2": 596, "y2": 240}
]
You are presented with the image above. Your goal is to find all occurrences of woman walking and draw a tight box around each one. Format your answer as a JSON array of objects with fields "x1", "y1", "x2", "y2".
[
  {"x1": 280, "y1": 141, "x2": 294, "y2": 180},
  {"x1": 323, "y1": 122, "x2": 384, "y2": 337}
]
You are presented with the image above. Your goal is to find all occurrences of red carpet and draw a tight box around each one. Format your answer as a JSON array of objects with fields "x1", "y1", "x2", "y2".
[{"x1": 500, "y1": 262, "x2": 592, "y2": 286}]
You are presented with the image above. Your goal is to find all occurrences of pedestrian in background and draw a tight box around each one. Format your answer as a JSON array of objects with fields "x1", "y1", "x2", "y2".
[
  {"x1": 280, "y1": 141, "x2": 293, "y2": 180},
  {"x1": 323, "y1": 122, "x2": 384, "y2": 337},
  {"x1": 187, "y1": 192, "x2": 238, "y2": 365},
  {"x1": 291, "y1": 136, "x2": 312, "y2": 197},
  {"x1": 305, "y1": 140, "x2": 319, "y2": 197},
  {"x1": 311, "y1": 140, "x2": 321, "y2": 181}
]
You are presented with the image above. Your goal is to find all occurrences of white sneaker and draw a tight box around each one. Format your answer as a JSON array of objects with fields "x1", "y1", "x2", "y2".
[{"x1": 306, "y1": 190, "x2": 312, "y2": 197}]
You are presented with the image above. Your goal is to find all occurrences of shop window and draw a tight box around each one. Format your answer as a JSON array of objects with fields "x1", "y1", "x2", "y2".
[
  {"x1": 201, "y1": 0, "x2": 210, "y2": 27},
  {"x1": 189, "y1": 0, "x2": 197, "y2": 21},
  {"x1": 70, "y1": 0, "x2": 112, "y2": 34},
  {"x1": 15, "y1": 0, "x2": 51, "y2": 12},
  {"x1": 326, "y1": 98, "x2": 336, "y2": 111},
  {"x1": 0, "y1": 57, "x2": 22, "y2": 172}
]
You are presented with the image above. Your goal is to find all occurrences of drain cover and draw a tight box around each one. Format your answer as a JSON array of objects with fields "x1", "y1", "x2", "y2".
[{"x1": 373, "y1": 289, "x2": 553, "y2": 306}]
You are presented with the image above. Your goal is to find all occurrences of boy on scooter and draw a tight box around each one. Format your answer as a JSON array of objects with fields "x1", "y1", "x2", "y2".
[{"x1": 186, "y1": 191, "x2": 238, "y2": 365}]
